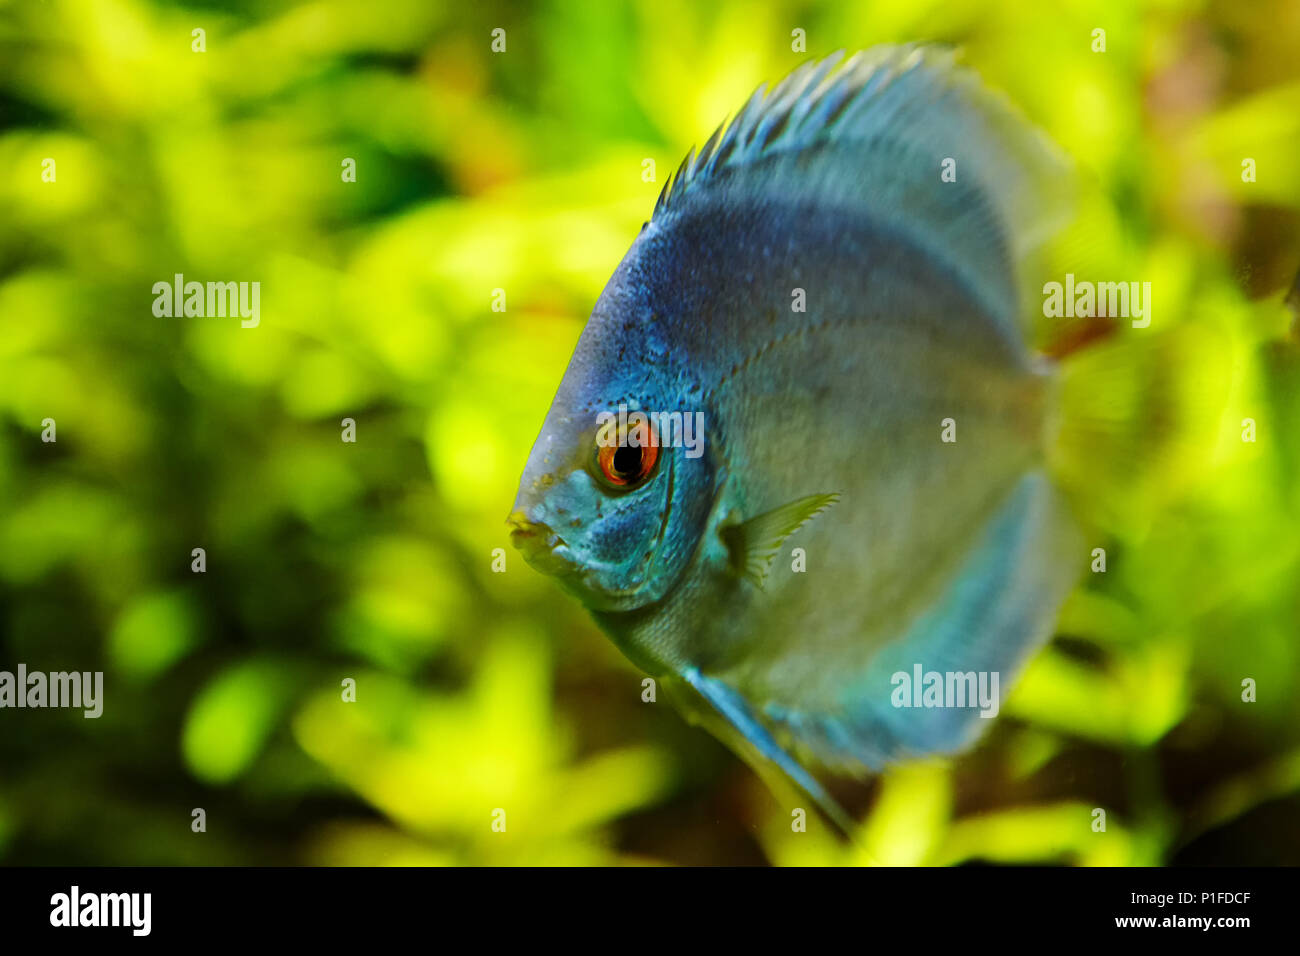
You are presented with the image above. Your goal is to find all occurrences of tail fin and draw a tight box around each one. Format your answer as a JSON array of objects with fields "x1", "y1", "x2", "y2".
[{"x1": 1047, "y1": 320, "x2": 1232, "y2": 533}]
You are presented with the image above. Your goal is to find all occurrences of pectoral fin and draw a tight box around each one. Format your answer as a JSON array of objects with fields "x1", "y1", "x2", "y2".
[{"x1": 721, "y1": 492, "x2": 840, "y2": 589}]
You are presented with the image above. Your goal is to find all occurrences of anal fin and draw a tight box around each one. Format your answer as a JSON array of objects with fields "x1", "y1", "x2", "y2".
[{"x1": 765, "y1": 470, "x2": 1084, "y2": 772}]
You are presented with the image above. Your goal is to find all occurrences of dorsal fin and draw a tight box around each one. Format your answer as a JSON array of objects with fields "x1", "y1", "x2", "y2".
[{"x1": 651, "y1": 45, "x2": 1073, "y2": 330}]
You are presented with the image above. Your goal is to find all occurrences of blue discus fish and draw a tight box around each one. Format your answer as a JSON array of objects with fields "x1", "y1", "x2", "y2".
[{"x1": 509, "y1": 46, "x2": 1095, "y2": 830}]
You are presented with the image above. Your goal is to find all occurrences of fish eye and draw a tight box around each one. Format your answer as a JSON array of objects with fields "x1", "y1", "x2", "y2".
[{"x1": 594, "y1": 420, "x2": 659, "y2": 491}]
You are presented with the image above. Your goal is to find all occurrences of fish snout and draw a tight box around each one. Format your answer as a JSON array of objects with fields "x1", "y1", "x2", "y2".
[{"x1": 507, "y1": 510, "x2": 577, "y2": 576}]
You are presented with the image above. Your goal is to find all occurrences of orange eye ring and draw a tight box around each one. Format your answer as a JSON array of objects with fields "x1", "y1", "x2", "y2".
[{"x1": 595, "y1": 419, "x2": 659, "y2": 490}]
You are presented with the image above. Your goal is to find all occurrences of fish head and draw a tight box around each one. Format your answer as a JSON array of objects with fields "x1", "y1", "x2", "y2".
[{"x1": 509, "y1": 272, "x2": 718, "y2": 613}]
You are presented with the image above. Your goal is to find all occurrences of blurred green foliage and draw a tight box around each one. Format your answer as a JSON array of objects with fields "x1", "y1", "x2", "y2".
[{"x1": 1, "y1": 0, "x2": 1298, "y2": 865}]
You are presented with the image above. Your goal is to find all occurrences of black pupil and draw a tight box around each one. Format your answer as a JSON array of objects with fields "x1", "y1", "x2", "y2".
[{"x1": 612, "y1": 444, "x2": 641, "y2": 478}]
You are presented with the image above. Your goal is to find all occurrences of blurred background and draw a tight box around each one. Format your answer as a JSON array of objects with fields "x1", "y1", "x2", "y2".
[{"x1": 1, "y1": 0, "x2": 1298, "y2": 866}]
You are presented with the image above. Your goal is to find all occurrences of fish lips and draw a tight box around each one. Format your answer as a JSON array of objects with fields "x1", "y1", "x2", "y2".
[
  {"x1": 506, "y1": 509, "x2": 670, "y2": 612},
  {"x1": 507, "y1": 512, "x2": 580, "y2": 578}
]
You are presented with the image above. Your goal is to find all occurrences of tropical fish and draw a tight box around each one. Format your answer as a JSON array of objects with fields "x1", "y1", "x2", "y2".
[{"x1": 508, "y1": 46, "x2": 1152, "y2": 829}]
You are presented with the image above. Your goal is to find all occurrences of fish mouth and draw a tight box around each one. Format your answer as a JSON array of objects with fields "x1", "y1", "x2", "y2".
[{"x1": 507, "y1": 510, "x2": 578, "y2": 577}]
